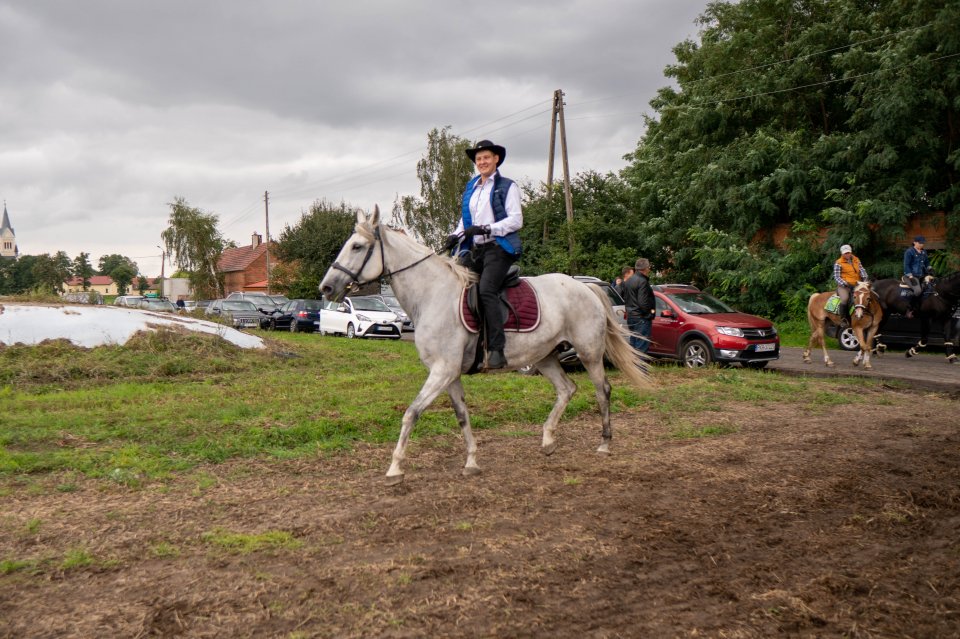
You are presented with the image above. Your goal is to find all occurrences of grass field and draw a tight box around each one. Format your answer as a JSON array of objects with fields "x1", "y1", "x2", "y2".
[{"x1": 0, "y1": 327, "x2": 885, "y2": 487}]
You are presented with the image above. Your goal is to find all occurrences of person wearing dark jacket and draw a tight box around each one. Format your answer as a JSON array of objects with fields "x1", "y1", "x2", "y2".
[{"x1": 621, "y1": 257, "x2": 655, "y2": 354}]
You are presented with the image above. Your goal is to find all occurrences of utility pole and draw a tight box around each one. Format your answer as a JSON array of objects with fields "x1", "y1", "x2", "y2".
[
  {"x1": 156, "y1": 246, "x2": 166, "y2": 299},
  {"x1": 264, "y1": 190, "x2": 271, "y2": 295},
  {"x1": 547, "y1": 89, "x2": 575, "y2": 269}
]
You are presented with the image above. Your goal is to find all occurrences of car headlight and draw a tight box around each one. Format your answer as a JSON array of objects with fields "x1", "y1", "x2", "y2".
[
  {"x1": 716, "y1": 326, "x2": 744, "y2": 337},
  {"x1": 356, "y1": 313, "x2": 372, "y2": 322}
]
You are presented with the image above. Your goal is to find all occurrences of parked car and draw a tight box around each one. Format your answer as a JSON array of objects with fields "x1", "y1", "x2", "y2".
[
  {"x1": 648, "y1": 284, "x2": 779, "y2": 368},
  {"x1": 182, "y1": 300, "x2": 197, "y2": 310},
  {"x1": 319, "y1": 296, "x2": 402, "y2": 339},
  {"x1": 138, "y1": 298, "x2": 179, "y2": 313},
  {"x1": 540, "y1": 276, "x2": 629, "y2": 371},
  {"x1": 366, "y1": 294, "x2": 414, "y2": 331},
  {"x1": 833, "y1": 307, "x2": 960, "y2": 351},
  {"x1": 225, "y1": 291, "x2": 278, "y2": 314},
  {"x1": 266, "y1": 299, "x2": 323, "y2": 332},
  {"x1": 114, "y1": 295, "x2": 144, "y2": 308},
  {"x1": 205, "y1": 299, "x2": 262, "y2": 329}
]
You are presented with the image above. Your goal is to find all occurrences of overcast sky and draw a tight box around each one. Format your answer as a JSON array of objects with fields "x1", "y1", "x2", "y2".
[{"x1": 1, "y1": 0, "x2": 708, "y2": 277}]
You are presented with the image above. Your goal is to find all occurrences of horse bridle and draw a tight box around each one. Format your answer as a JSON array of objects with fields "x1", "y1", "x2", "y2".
[{"x1": 330, "y1": 224, "x2": 435, "y2": 289}]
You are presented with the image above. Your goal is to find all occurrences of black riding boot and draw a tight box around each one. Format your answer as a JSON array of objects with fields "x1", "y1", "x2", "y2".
[{"x1": 838, "y1": 302, "x2": 849, "y2": 328}]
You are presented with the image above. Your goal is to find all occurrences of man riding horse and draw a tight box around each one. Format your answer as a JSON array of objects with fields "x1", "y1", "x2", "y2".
[
  {"x1": 902, "y1": 235, "x2": 932, "y2": 318},
  {"x1": 834, "y1": 244, "x2": 869, "y2": 328}
]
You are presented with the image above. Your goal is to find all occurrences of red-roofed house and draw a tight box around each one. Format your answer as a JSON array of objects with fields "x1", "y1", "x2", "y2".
[
  {"x1": 64, "y1": 275, "x2": 120, "y2": 296},
  {"x1": 218, "y1": 232, "x2": 277, "y2": 293}
]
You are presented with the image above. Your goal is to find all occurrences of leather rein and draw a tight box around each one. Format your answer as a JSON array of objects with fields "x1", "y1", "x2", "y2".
[{"x1": 330, "y1": 224, "x2": 435, "y2": 289}]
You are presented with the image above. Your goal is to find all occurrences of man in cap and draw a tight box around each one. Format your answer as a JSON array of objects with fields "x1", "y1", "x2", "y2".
[
  {"x1": 902, "y1": 235, "x2": 932, "y2": 316},
  {"x1": 444, "y1": 140, "x2": 523, "y2": 369},
  {"x1": 833, "y1": 244, "x2": 869, "y2": 328}
]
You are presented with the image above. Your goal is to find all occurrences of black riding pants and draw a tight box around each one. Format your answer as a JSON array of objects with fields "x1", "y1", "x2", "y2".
[{"x1": 460, "y1": 242, "x2": 517, "y2": 352}]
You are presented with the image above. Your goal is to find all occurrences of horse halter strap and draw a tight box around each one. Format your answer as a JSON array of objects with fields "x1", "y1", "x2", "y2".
[{"x1": 330, "y1": 224, "x2": 434, "y2": 288}]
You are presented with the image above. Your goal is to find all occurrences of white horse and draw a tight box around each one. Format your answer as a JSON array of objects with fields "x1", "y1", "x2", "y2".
[{"x1": 320, "y1": 206, "x2": 651, "y2": 485}]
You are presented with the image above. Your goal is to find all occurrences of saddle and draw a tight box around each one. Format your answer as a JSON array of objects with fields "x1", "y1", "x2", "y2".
[{"x1": 459, "y1": 265, "x2": 541, "y2": 334}]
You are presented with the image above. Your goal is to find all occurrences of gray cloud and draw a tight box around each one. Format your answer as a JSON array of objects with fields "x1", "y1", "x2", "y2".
[{"x1": 0, "y1": 0, "x2": 706, "y2": 277}]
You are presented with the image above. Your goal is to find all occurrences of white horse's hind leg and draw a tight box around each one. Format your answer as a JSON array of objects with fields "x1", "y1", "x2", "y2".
[
  {"x1": 533, "y1": 356, "x2": 577, "y2": 456},
  {"x1": 580, "y1": 357, "x2": 613, "y2": 454},
  {"x1": 386, "y1": 367, "x2": 459, "y2": 485},
  {"x1": 447, "y1": 379, "x2": 480, "y2": 477}
]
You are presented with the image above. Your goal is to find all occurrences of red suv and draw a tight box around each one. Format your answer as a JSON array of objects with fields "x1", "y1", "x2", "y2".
[{"x1": 649, "y1": 284, "x2": 780, "y2": 368}]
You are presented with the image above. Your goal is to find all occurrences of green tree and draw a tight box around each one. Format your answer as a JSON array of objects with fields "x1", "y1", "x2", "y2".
[
  {"x1": 136, "y1": 275, "x2": 149, "y2": 295},
  {"x1": 274, "y1": 199, "x2": 357, "y2": 297},
  {"x1": 393, "y1": 127, "x2": 474, "y2": 250},
  {"x1": 110, "y1": 263, "x2": 137, "y2": 296},
  {"x1": 161, "y1": 196, "x2": 225, "y2": 300},
  {"x1": 31, "y1": 251, "x2": 73, "y2": 294},
  {"x1": 621, "y1": 0, "x2": 960, "y2": 316},
  {"x1": 72, "y1": 252, "x2": 94, "y2": 290},
  {"x1": 97, "y1": 254, "x2": 138, "y2": 277}
]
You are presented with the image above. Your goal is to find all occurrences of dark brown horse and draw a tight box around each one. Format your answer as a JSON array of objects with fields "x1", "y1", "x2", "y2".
[
  {"x1": 872, "y1": 271, "x2": 960, "y2": 363},
  {"x1": 804, "y1": 281, "x2": 883, "y2": 369}
]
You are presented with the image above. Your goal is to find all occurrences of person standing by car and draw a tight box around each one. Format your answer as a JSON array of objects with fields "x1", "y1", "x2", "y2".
[
  {"x1": 622, "y1": 257, "x2": 655, "y2": 354},
  {"x1": 834, "y1": 244, "x2": 869, "y2": 327},
  {"x1": 903, "y1": 235, "x2": 931, "y2": 317},
  {"x1": 615, "y1": 266, "x2": 634, "y2": 298},
  {"x1": 443, "y1": 140, "x2": 523, "y2": 370}
]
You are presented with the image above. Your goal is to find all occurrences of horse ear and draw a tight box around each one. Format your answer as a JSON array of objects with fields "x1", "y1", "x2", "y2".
[{"x1": 370, "y1": 204, "x2": 381, "y2": 226}]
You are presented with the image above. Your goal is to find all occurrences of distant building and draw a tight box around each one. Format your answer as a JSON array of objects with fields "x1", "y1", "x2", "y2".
[
  {"x1": 218, "y1": 232, "x2": 277, "y2": 293},
  {"x1": 64, "y1": 275, "x2": 119, "y2": 296},
  {"x1": 1, "y1": 202, "x2": 18, "y2": 259}
]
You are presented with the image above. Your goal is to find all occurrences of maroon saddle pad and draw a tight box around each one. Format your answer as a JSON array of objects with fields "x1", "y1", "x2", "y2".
[{"x1": 459, "y1": 279, "x2": 541, "y2": 334}]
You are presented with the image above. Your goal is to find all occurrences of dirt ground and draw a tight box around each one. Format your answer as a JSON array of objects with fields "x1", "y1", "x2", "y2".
[{"x1": 2, "y1": 386, "x2": 960, "y2": 638}]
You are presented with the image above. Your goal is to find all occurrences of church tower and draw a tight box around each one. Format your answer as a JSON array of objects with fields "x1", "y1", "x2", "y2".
[{"x1": 1, "y1": 202, "x2": 18, "y2": 258}]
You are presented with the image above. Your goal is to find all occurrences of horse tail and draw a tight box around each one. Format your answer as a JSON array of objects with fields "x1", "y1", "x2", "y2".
[{"x1": 586, "y1": 285, "x2": 652, "y2": 390}]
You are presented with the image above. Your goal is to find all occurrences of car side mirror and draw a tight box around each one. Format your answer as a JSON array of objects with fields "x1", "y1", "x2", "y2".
[{"x1": 661, "y1": 309, "x2": 674, "y2": 318}]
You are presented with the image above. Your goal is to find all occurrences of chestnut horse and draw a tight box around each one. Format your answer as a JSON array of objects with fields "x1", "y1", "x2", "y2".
[{"x1": 804, "y1": 281, "x2": 883, "y2": 369}]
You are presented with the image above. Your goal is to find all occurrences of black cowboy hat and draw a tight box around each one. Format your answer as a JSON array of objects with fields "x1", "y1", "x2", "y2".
[{"x1": 465, "y1": 139, "x2": 506, "y2": 166}]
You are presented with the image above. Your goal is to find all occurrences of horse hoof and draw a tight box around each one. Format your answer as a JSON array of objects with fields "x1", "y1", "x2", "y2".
[
  {"x1": 948, "y1": 355, "x2": 957, "y2": 364},
  {"x1": 826, "y1": 361, "x2": 835, "y2": 368},
  {"x1": 384, "y1": 474, "x2": 404, "y2": 486},
  {"x1": 462, "y1": 466, "x2": 482, "y2": 477},
  {"x1": 864, "y1": 364, "x2": 873, "y2": 370},
  {"x1": 802, "y1": 359, "x2": 811, "y2": 365},
  {"x1": 852, "y1": 361, "x2": 859, "y2": 367},
  {"x1": 596, "y1": 442, "x2": 611, "y2": 455},
  {"x1": 541, "y1": 442, "x2": 557, "y2": 456}
]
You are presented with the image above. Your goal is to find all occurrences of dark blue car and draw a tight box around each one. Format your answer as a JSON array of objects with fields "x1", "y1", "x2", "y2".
[{"x1": 265, "y1": 299, "x2": 323, "y2": 333}]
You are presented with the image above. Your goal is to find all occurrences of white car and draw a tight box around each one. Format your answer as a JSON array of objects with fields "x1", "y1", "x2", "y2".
[{"x1": 320, "y1": 296, "x2": 402, "y2": 339}]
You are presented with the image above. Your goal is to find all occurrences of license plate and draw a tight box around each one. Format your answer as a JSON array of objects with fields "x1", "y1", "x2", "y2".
[{"x1": 755, "y1": 343, "x2": 775, "y2": 352}]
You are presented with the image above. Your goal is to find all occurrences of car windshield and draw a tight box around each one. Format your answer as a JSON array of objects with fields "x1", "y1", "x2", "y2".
[
  {"x1": 665, "y1": 292, "x2": 735, "y2": 314},
  {"x1": 382, "y1": 296, "x2": 400, "y2": 307},
  {"x1": 270, "y1": 295, "x2": 290, "y2": 304},
  {"x1": 351, "y1": 298, "x2": 390, "y2": 312},
  {"x1": 223, "y1": 301, "x2": 258, "y2": 312}
]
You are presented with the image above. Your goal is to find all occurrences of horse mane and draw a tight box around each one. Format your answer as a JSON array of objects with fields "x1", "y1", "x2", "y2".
[{"x1": 357, "y1": 220, "x2": 477, "y2": 288}]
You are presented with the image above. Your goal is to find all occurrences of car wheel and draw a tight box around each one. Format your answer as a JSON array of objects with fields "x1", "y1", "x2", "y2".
[
  {"x1": 270, "y1": 319, "x2": 277, "y2": 331},
  {"x1": 745, "y1": 361, "x2": 769, "y2": 369},
  {"x1": 681, "y1": 339, "x2": 712, "y2": 368},
  {"x1": 346, "y1": 323, "x2": 356, "y2": 339},
  {"x1": 838, "y1": 326, "x2": 859, "y2": 351},
  {"x1": 290, "y1": 320, "x2": 299, "y2": 333}
]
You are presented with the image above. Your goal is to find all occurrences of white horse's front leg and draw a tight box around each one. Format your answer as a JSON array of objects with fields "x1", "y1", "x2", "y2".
[
  {"x1": 447, "y1": 379, "x2": 480, "y2": 477},
  {"x1": 534, "y1": 357, "x2": 578, "y2": 456},
  {"x1": 386, "y1": 366, "x2": 459, "y2": 485}
]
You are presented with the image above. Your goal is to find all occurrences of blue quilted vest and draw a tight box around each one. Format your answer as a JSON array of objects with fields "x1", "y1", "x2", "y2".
[{"x1": 459, "y1": 173, "x2": 522, "y2": 256}]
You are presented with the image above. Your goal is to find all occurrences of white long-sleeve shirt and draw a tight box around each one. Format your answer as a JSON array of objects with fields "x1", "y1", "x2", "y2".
[{"x1": 453, "y1": 171, "x2": 523, "y2": 245}]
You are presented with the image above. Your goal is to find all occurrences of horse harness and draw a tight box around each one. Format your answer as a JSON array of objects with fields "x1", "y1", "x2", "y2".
[{"x1": 330, "y1": 224, "x2": 434, "y2": 290}]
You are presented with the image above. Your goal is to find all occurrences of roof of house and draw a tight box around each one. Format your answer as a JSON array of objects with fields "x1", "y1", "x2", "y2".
[
  {"x1": 218, "y1": 243, "x2": 270, "y2": 273},
  {"x1": 66, "y1": 275, "x2": 116, "y2": 286}
]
